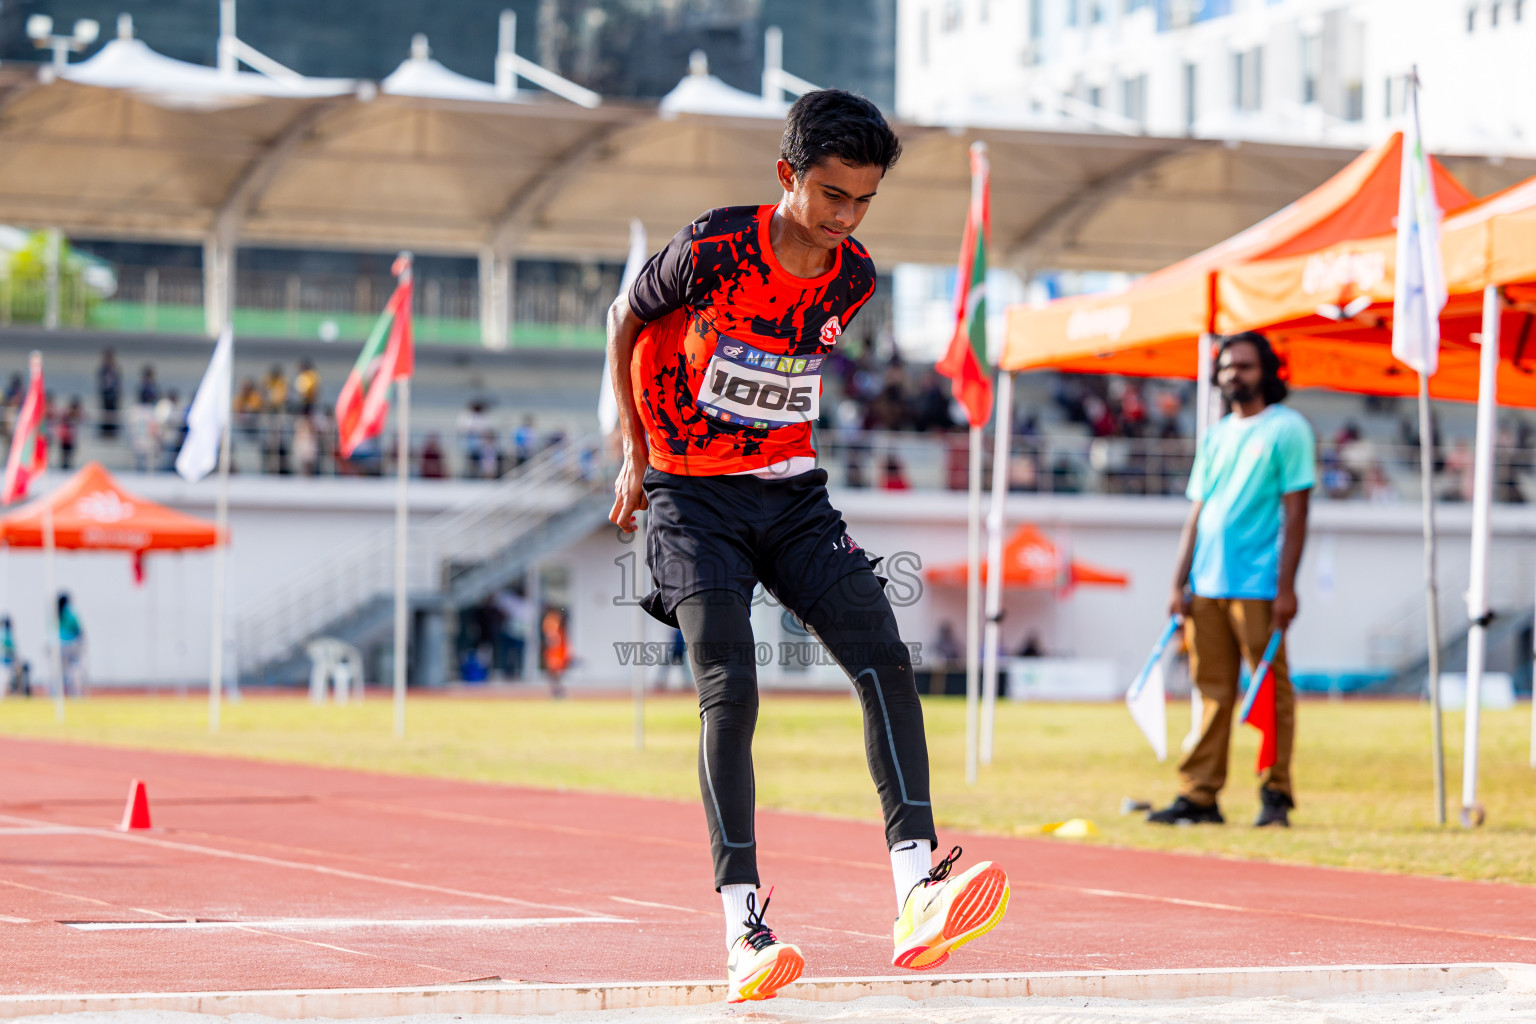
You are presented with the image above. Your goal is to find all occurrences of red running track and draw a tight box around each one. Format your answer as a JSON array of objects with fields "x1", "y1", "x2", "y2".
[{"x1": 1, "y1": 737, "x2": 1533, "y2": 995}]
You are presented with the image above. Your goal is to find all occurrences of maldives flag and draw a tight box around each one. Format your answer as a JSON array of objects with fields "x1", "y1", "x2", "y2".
[
  {"x1": 936, "y1": 142, "x2": 993, "y2": 427},
  {"x1": 2, "y1": 352, "x2": 46, "y2": 505},
  {"x1": 338, "y1": 254, "x2": 414, "y2": 459},
  {"x1": 1238, "y1": 630, "x2": 1284, "y2": 774}
]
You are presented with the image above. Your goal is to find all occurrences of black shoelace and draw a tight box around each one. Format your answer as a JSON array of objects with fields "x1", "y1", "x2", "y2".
[
  {"x1": 741, "y1": 888, "x2": 778, "y2": 952},
  {"x1": 925, "y1": 845, "x2": 964, "y2": 886}
]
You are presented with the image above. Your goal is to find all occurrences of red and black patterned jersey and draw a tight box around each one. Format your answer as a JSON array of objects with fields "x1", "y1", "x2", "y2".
[{"x1": 627, "y1": 204, "x2": 877, "y2": 476}]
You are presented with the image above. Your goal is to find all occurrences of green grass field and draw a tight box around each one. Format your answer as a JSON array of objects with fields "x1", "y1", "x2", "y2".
[{"x1": 2, "y1": 694, "x2": 1533, "y2": 885}]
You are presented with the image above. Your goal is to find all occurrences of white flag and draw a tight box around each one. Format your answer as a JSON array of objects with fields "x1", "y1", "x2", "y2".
[
  {"x1": 599, "y1": 219, "x2": 649, "y2": 436},
  {"x1": 1126, "y1": 647, "x2": 1169, "y2": 762},
  {"x1": 175, "y1": 326, "x2": 233, "y2": 482},
  {"x1": 1392, "y1": 71, "x2": 1447, "y2": 377}
]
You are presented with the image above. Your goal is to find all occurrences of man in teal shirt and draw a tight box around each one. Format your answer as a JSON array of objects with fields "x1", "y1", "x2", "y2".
[{"x1": 1151, "y1": 332, "x2": 1314, "y2": 828}]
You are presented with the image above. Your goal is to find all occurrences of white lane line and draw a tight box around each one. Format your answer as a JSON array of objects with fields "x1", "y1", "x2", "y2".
[
  {"x1": 0, "y1": 812, "x2": 607, "y2": 918},
  {"x1": 65, "y1": 916, "x2": 634, "y2": 932},
  {"x1": 0, "y1": 826, "x2": 91, "y2": 835}
]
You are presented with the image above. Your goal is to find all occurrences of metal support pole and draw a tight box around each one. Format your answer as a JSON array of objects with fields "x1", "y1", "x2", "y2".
[
  {"x1": 633, "y1": 512, "x2": 646, "y2": 752},
  {"x1": 393, "y1": 377, "x2": 411, "y2": 738},
  {"x1": 1418, "y1": 370, "x2": 1445, "y2": 827},
  {"x1": 1461, "y1": 285, "x2": 1500, "y2": 826},
  {"x1": 43, "y1": 501, "x2": 63, "y2": 721},
  {"x1": 980, "y1": 371, "x2": 1013, "y2": 765},
  {"x1": 964, "y1": 424, "x2": 982, "y2": 785},
  {"x1": 43, "y1": 229, "x2": 61, "y2": 331},
  {"x1": 208, "y1": 366, "x2": 233, "y2": 733}
]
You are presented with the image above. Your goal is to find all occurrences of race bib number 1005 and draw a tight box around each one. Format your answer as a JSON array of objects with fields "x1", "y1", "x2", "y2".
[{"x1": 696, "y1": 337, "x2": 824, "y2": 429}]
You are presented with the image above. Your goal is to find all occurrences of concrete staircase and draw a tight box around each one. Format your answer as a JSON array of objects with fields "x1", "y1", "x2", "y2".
[{"x1": 236, "y1": 438, "x2": 611, "y2": 686}]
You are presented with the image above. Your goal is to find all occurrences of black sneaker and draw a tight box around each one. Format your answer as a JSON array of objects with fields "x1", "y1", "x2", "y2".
[
  {"x1": 1147, "y1": 796, "x2": 1224, "y2": 825},
  {"x1": 1254, "y1": 786, "x2": 1294, "y2": 828}
]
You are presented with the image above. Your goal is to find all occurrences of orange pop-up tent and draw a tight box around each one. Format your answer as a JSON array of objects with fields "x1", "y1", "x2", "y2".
[
  {"x1": 0, "y1": 461, "x2": 221, "y2": 564},
  {"x1": 1213, "y1": 174, "x2": 1536, "y2": 404},
  {"x1": 927, "y1": 524, "x2": 1128, "y2": 591},
  {"x1": 1000, "y1": 133, "x2": 1477, "y2": 382}
]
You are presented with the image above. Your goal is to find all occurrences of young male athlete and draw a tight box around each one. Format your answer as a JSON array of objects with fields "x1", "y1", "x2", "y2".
[{"x1": 606, "y1": 90, "x2": 1010, "y2": 1002}]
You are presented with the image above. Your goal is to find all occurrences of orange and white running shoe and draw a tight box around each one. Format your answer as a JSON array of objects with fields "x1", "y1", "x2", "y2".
[
  {"x1": 892, "y1": 845, "x2": 1009, "y2": 971},
  {"x1": 726, "y1": 890, "x2": 804, "y2": 1003}
]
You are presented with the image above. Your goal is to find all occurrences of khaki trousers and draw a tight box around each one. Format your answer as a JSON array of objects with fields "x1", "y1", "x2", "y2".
[{"x1": 1178, "y1": 596, "x2": 1296, "y2": 805}]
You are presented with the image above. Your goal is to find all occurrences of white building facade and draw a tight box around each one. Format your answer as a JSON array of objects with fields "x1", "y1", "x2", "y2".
[{"x1": 896, "y1": 0, "x2": 1536, "y2": 157}]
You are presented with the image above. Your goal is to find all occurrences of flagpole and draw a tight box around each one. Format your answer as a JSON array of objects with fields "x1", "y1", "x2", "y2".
[
  {"x1": 209, "y1": 358, "x2": 232, "y2": 734},
  {"x1": 980, "y1": 370, "x2": 1012, "y2": 765},
  {"x1": 1415, "y1": 371, "x2": 1445, "y2": 827},
  {"x1": 1460, "y1": 285, "x2": 1500, "y2": 827},
  {"x1": 393, "y1": 374, "x2": 410, "y2": 739},
  {"x1": 964, "y1": 423, "x2": 982, "y2": 786},
  {"x1": 632, "y1": 511, "x2": 646, "y2": 752},
  {"x1": 43, "y1": 497, "x2": 63, "y2": 721}
]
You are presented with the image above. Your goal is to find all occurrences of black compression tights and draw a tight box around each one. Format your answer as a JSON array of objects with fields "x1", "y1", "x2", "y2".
[{"x1": 676, "y1": 571, "x2": 938, "y2": 890}]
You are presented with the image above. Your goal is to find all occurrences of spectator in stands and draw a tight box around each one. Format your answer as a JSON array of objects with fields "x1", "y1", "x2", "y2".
[
  {"x1": 155, "y1": 389, "x2": 184, "y2": 472},
  {"x1": 58, "y1": 397, "x2": 81, "y2": 470},
  {"x1": 1015, "y1": 634, "x2": 1044, "y2": 658},
  {"x1": 137, "y1": 365, "x2": 159, "y2": 407},
  {"x1": 514, "y1": 416, "x2": 538, "y2": 467},
  {"x1": 477, "y1": 428, "x2": 501, "y2": 479},
  {"x1": 881, "y1": 452, "x2": 910, "y2": 490},
  {"x1": 292, "y1": 414, "x2": 320, "y2": 476},
  {"x1": 419, "y1": 432, "x2": 446, "y2": 479},
  {"x1": 234, "y1": 379, "x2": 263, "y2": 437},
  {"x1": 911, "y1": 370, "x2": 955, "y2": 433},
  {"x1": 458, "y1": 399, "x2": 492, "y2": 477},
  {"x1": 97, "y1": 349, "x2": 121, "y2": 439},
  {"x1": 263, "y1": 365, "x2": 288, "y2": 413},
  {"x1": 294, "y1": 359, "x2": 321, "y2": 414}
]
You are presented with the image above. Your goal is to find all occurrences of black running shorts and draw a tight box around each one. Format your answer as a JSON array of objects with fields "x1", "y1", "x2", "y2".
[{"x1": 640, "y1": 467, "x2": 881, "y2": 627}]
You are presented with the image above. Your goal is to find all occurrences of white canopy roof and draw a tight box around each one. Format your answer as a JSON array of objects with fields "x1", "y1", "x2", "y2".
[
  {"x1": 61, "y1": 37, "x2": 355, "y2": 110},
  {"x1": 0, "y1": 66, "x2": 1530, "y2": 271},
  {"x1": 659, "y1": 68, "x2": 785, "y2": 119}
]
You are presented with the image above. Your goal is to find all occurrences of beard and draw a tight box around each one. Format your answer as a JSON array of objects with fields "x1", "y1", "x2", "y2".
[{"x1": 1221, "y1": 379, "x2": 1257, "y2": 404}]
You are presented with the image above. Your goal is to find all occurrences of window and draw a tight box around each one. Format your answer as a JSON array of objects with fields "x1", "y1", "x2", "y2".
[
  {"x1": 941, "y1": 0, "x2": 963, "y2": 32},
  {"x1": 1030, "y1": 0, "x2": 1044, "y2": 39},
  {"x1": 1122, "y1": 73, "x2": 1148, "y2": 125},
  {"x1": 1300, "y1": 33, "x2": 1320, "y2": 105},
  {"x1": 1183, "y1": 61, "x2": 1198, "y2": 132},
  {"x1": 1067, "y1": 0, "x2": 1081, "y2": 27},
  {"x1": 1383, "y1": 76, "x2": 1394, "y2": 118},
  {"x1": 1467, "y1": 5, "x2": 1477, "y2": 31},
  {"x1": 1091, "y1": 1, "x2": 1106, "y2": 23},
  {"x1": 1233, "y1": 46, "x2": 1263, "y2": 112},
  {"x1": 1345, "y1": 80, "x2": 1363, "y2": 121},
  {"x1": 1088, "y1": 85, "x2": 1104, "y2": 108},
  {"x1": 1125, "y1": 0, "x2": 1151, "y2": 10},
  {"x1": 1517, "y1": 0, "x2": 1525, "y2": 22},
  {"x1": 1492, "y1": 1, "x2": 1502, "y2": 26}
]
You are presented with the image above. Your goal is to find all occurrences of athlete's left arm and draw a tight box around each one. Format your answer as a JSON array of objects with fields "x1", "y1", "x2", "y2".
[{"x1": 1274, "y1": 488, "x2": 1309, "y2": 631}]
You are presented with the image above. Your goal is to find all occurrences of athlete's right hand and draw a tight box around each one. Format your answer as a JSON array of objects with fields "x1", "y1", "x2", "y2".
[{"x1": 610, "y1": 442, "x2": 650, "y2": 533}]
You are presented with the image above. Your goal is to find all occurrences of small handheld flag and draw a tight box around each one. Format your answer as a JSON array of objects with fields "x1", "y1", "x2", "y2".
[
  {"x1": 1238, "y1": 629, "x2": 1284, "y2": 773},
  {"x1": 1391, "y1": 68, "x2": 1446, "y2": 377},
  {"x1": 2, "y1": 352, "x2": 46, "y2": 505},
  {"x1": 1125, "y1": 614, "x2": 1180, "y2": 761}
]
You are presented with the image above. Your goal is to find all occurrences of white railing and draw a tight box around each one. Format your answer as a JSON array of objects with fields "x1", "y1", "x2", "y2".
[{"x1": 236, "y1": 436, "x2": 609, "y2": 673}]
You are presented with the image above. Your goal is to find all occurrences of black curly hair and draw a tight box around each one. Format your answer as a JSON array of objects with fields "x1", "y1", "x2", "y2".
[
  {"x1": 780, "y1": 89, "x2": 902, "y2": 177},
  {"x1": 1216, "y1": 331, "x2": 1289, "y2": 405}
]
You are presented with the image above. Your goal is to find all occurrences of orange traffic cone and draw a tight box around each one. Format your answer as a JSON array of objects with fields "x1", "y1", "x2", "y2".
[{"x1": 118, "y1": 779, "x2": 152, "y2": 831}]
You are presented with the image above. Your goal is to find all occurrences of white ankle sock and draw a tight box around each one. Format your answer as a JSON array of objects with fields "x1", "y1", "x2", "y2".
[
  {"x1": 890, "y1": 839, "x2": 933, "y2": 911},
  {"x1": 721, "y1": 884, "x2": 755, "y2": 948}
]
